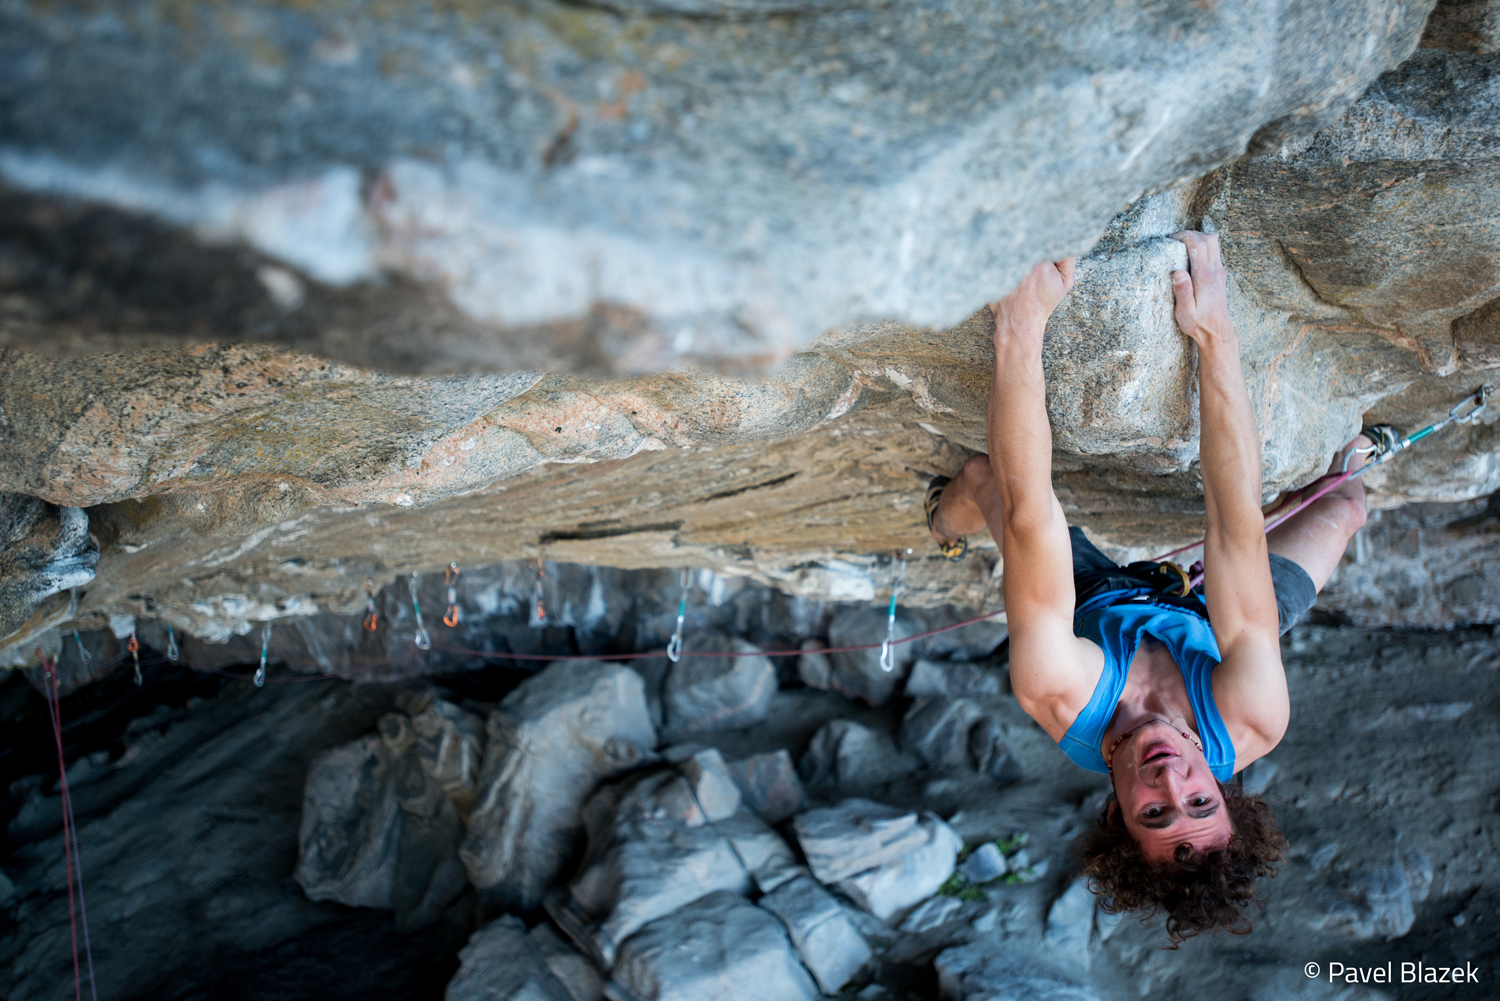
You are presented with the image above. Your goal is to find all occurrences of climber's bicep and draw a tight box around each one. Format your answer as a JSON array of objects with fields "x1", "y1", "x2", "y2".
[{"x1": 1000, "y1": 493, "x2": 1100, "y2": 739}]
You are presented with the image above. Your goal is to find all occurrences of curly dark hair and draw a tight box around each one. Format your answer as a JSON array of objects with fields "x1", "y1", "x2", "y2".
[{"x1": 1076, "y1": 781, "x2": 1287, "y2": 946}]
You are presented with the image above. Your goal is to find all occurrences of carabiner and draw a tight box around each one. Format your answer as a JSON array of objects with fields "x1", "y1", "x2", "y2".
[{"x1": 1452, "y1": 384, "x2": 1492, "y2": 426}]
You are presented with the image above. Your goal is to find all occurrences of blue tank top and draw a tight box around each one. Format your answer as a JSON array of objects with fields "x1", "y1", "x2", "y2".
[{"x1": 1057, "y1": 588, "x2": 1236, "y2": 782}]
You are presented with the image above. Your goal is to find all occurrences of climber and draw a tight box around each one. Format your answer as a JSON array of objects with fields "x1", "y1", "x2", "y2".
[{"x1": 925, "y1": 233, "x2": 1376, "y2": 943}]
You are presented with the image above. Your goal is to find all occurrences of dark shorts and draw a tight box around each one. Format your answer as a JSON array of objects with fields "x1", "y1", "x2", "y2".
[{"x1": 1069, "y1": 527, "x2": 1317, "y2": 636}]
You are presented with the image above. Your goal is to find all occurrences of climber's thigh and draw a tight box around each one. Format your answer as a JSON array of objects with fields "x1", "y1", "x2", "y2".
[{"x1": 1266, "y1": 492, "x2": 1365, "y2": 596}]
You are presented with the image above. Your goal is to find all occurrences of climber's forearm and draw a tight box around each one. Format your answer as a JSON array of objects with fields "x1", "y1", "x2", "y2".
[
  {"x1": 988, "y1": 317, "x2": 1057, "y2": 536},
  {"x1": 1196, "y1": 338, "x2": 1265, "y2": 553},
  {"x1": 1196, "y1": 335, "x2": 1281, "y2": 646}
]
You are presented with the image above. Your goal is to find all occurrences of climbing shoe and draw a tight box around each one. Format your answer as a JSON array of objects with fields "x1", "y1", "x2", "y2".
[
  {"x1": 1349, "y1": 424, "x2": 1402, "y2": 471},
  {"x1": 925, "y1": 475, "x2": 967, "y2": 562}
]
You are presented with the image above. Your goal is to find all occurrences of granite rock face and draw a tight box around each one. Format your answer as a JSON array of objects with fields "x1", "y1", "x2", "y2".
[
  {"x1": 0, "y1": 0, "x2": 1434, "y2": 369},
  {"x1": 1423, "y1": 0, "x2": 1500, "y2": 53},
  {"x1": 1207, "y1": 46, "x2": 1500, "y2": 376},
  {"x1": 3, "y1": 5, "x2": 1500, "y2": 660},
  {"x1": 0, "y1": 493, "x2": 96, "y2": 640}
]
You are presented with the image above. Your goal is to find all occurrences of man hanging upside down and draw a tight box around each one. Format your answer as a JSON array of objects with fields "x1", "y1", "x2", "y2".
[{"x1": 926, "y1": 232, "x2": 1381, "y2": 943}]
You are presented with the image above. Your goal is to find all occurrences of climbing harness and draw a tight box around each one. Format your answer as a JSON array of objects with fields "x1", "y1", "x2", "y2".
[
  {"x1": 72, "y1": 630, "x2": 91, "y2": 666},
  {"x1": 37, "y1": 651, "x2": 99, "y2": 1001},
  {"x1": 879, "y1": 550, "x2": 911, "y2": 673},
  {"x1": 410, "y1": 573, "x2": 432, "y2": 650},
  {"x1": 255, "y1": 623, "x2": 271, "y2": 687},
  {"x1": 165, "y1": 625, "x2": 179, "y2": 662},
  {"x1": 363, "y1": 578, "x2": 380, "y2": 632},
  {"x1": 126, "y1": 629, "x2": 141, "y2": 686},
  {"x1": 443, "y1": 563, "x2": 461, "y2": 628},
  {"x1": 666, "y1": 568, "x2": 690, "y2": 663}
]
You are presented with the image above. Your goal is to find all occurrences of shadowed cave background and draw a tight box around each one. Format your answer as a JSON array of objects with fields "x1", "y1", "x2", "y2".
[{"x1": 2, "y1": 0, "x2": 1500, "y2": 998}]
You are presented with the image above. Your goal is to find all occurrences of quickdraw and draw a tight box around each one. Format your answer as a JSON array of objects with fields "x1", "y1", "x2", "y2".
[
  {"x1": 531, "y1": 558, "x2": 547, "y2": 625},
  {"x1": 666, "y1": 568, "x2": 689, "y2": 663},
  {"x1": 410, "y1": 573, "x2": 432, "y2": 650},
  {"x1": 879, "y1": 549, "x2": 911, "y2": 673},
  {"x1": 127, "y1": 630, "x2": 141, "y2": 686},
  {"x1": 443, "y1": 563, "x2": 461, "y2": 628},
  {"x1": 363, "y1": 578, "x2": 380, "y2": 632},
  {"x1": 255, "y1": 623, "x2": 271, "y2": 687}
]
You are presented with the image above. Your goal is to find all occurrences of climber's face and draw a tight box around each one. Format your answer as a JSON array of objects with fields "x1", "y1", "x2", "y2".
[{"x1": 1111, "y1": 722, "x2": 1231, "y2": 862}]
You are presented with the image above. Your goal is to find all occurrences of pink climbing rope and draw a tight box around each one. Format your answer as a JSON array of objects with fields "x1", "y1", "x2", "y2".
[{"x1": 39, "y1": 652, "x2": 93, "y2": 1001}]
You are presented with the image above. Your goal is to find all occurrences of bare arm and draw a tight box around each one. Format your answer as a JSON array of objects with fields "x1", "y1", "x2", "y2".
[
  {"x1": 989, "y1": 261, "x2": 1104, "y2": 740},
  {"x1": 1170, "y1": 232, "x2": 1288, "y2": 755}
]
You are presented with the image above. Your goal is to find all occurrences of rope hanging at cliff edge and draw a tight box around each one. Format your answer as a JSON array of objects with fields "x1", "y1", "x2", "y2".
[{"x1": 38, "y1": 652, "x2": 99, "y2": 1001}]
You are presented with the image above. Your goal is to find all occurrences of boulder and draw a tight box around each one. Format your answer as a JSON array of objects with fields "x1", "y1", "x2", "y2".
[
  {"x1": 530, "y1": 923, "x2": 608, "y2": 1001},
  {"x1": 445, "y1": 916, "x2": 576, "y2": 1001},
  {"x1": 460, "y1": 661, "x2": 657, "y2": 911},
  {"x1": 1309, "y1": 849, "x2": 1434, "y2": 940},
  {"x1": 396, "y1": 688, "x2": 486, "y2": 817},
  {"x1": 825, "y1": 607, "x2": 920, "y2": 706},
  {"x1": 758, "y1": 875, "x2": 872, "y2": 995},
  {"x1": 898, "y1": 895, "x2": 966, "y2": 935},
  {"x1": 606, "y1": 892, "x2": 818, "y2": 1001},
  {"x1": 293, "y1": 715, "x2": 470, "y2": 930},
  {"x1": 676, "y1": 748, "x2": 742, "y2": 823},
  {"x1": 795, "y1": 641, "x2": 833, "y2": 691},
  {"x1": 934, "y1": 944, "x2": 1103, "y2": 1001},
  {"x1": 958, "y1": 843, "x2": 1008, "y2": 885},
  {"x1": 900, "y1": 698, "x2": 1024, "y2": 785},
  {"x1": 553, "y1": 769, "x2": 796, "y2": 966},
  {"x1": 793, "y1": 800, "x2": 931, "y2": 885},
  {"x1": 378, "y1": 713, "x2": 471, "y2": 932},
  {"x1": 793, "y1": 799, "x2": 962, "y2": 920},
  {"x1": 661, "y1": 635, "x2": 777, "y2": 733},
  {"x1": 904, "y1": 659, "x2": 1003, "y2": 700},
  {"x1": 295, "y1": 734, "x2": 402, "y2": 910},
  {"x1": 837, "y1": 816, "x2": 964, "y2": 921},
  {"x1": 798, "y1": 720, "x2": 910, "y2": 793},
  {"x1": 1044, "y1": 878, "x2": 1097, "y2": 970},
  {"x1": 724, "y1": 750, "x2": 807, "y2": 824},
  {"x1": 914, "y1": 617, "x2": 1010, "y2": 664}
]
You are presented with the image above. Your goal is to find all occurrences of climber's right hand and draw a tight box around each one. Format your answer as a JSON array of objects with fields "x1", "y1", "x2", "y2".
[
  {"x1": 1169, "y1": 231, "x2": 1236, "y2": 352},
  {"x1": 991, "y1": 258, "x2": 1076, "y2": 343}
]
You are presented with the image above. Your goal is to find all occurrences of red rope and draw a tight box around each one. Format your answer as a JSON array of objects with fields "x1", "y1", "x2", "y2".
[{"x1": 39, "y1": 653, "x2": 82, "y2": 1001}]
